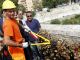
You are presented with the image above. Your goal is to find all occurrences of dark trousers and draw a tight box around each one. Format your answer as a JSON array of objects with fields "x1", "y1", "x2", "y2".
[
  {"x1": 31, "y1": 44, "x2": 44, "y2": 60},
  {"x1": 24, "y1": 45, "x2": 33, "y2": 60}
]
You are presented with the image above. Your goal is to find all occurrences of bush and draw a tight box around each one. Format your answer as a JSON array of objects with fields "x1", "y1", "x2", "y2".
[
  {"x1": 32, "y1": 11, "x2": 36, "y2": 17},
  {"x1": 50, "y1": 19, "x2": 61, "y2": 24},
  {"x1": 50, "y1": 14, "x2": 80, "y2": 24},
  {"x1": 62, "y1": 18, "x2": 79, "y2": 24},
  {"x1": 62, "y1": 15, "x2": 80, "y2": 24},
  {"x1": 42, "y1": 0, "x2": 69, "y2": 9},
  {"x1": 75, "y1": 15, "x2": 80, "y2": 18}
]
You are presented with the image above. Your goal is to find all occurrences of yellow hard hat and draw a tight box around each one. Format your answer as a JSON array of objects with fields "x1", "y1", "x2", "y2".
[{"x1": 2, "y1": 0, "x2": 16, "y2": 9}]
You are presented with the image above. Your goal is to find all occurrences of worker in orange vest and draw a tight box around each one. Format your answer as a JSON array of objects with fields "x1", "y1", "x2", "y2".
[{"x1": 2, "y1": 0, "x2": 28, "y2": 60}]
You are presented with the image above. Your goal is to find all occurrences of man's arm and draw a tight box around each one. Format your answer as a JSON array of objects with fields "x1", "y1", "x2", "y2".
[
  {"x1": 0, "y1": 31, "x2": 3, "y2": 36},
  {"x1": 3, "y1": 36, "x2": 22, "y2": 47}
]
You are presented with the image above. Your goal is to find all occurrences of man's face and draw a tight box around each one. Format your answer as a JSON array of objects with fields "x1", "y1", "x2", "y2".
[
  {"x1": 18, "y1": 11, "x2": 23, "y2": 19},
  {"x1": 26, "y1": 13, "x2": 33, "y2": 21},
  {"x1": 5, "y1": 9, "x2": 15, "y2": 19}
]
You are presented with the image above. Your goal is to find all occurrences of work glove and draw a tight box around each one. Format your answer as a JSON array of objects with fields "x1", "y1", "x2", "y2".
[
  {"x1": 23, "y1": 25, "x2": 31, "y2": 32},
  {"x1": 22, "y1": 42, "x2": 28, "y2": 48}
]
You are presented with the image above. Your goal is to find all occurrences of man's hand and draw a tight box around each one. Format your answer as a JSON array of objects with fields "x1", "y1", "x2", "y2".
[
  {"x1": 23, "y1": 25, "x2": 31, "y2": 32},
  {"x1": 22, "y1": 38, "x2": 25, "y2": 43},
  {"x1": 19, "y1": 38, "x2": 25, "y2": 43}
]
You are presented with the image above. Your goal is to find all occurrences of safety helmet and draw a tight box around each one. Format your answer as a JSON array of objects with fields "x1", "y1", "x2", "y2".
[{"x1": 2, "y1": 0, "x2": 16, "y2": 9}]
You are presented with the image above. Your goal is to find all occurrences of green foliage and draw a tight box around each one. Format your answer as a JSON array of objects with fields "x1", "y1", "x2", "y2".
[
  {"x1": 62, "y1": 15, "x2": 80, "y2": 24},
  {"x1": 42, "y1": 0, "x2": 69, "y2": 9},
  {"x1": 62, "y1": 19, "x2": 78, "y2": 24},
  {"x1": 50, "y1": 19, "x2": 61, "y2": 24},
  {"x1": 50, "y1": 15, "x2": 80, "y2": 24},
  {"x1": 58, "y1": 0, "x2": 69, "y2": 4},
  {"x1": 75, "y1": 15, "x2": 80, "y2": 18},
  {"x1": 32, "y1": 11, "x2": 36, "y2": 17},
  {"x1": 0, "y1": 0, "x2": 4, "y2": 16},
  {"x1": 11, "y1": 0, "x2": 18, "y2": 6},
  {"x1": 42, "y1": 0, "x2": 57, "y2": 8},
  {"x1": 33, "y1": 0, "x2": 43, "y2": 11},
  {"x1": 17, "y1": 4, "x2": 26, "y2": 12}
]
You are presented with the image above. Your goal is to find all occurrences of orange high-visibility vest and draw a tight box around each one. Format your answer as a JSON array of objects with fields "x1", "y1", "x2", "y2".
[{"x1": 3, "y1": 18, "x2": 26, "y2": 60}]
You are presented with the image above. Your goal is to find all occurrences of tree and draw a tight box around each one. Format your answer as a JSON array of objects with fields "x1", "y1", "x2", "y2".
[
  {"x1": 42, "y1": 0, "x2": 69, "y2": 9},
  {"x1": 11, "y1": 0, "x2": 18, "y2": 6},
  {"x1": 50, "y1": 19, "x2": 61, "y2": 24},
  {"x1": 33, "y1": 0, "x2": 43, "y2": 11},
  {"x1": 17, "y1": 4, "x2": 26, "y2": 12},
  {"x1": 11, "y1": 0, "x2": 18, "y2": 11},
  {"x1": 0, "y1": 0, "x2": 4, "y2": 16},
  {"x1": 42, "y1": 0, "x2": 56, "y2": 8}
]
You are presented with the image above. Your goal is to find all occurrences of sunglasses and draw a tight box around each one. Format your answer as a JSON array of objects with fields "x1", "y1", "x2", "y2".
[{"x1": 27, "y1": 15, "x2": 32, "y2": 17}]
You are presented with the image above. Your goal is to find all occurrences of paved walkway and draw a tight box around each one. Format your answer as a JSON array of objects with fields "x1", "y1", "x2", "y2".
[
  {"x1": 41, "y1": 24, "x2": 80, "y2": 37},
  {"x1": 35, "y1": 3, "x2": 80, "y2": 23}
]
